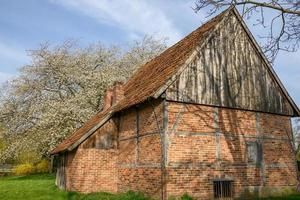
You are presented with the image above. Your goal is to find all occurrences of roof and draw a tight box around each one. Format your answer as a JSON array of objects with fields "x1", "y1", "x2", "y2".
[
  {"x1": 51, "y1": 7, "x2": 300, "y2": 154},
  {"x1": 50, "y1": 7, "x2": 229, "y2": 155}
]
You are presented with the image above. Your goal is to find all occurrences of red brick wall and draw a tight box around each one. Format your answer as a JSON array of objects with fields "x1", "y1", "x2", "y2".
[
  {"x1": 118, "y1": 167, "x2": 162, "y2": 196},
  {"x1": 65, "y1": 149, "x2": 118, "y2": 193},
  {"x1": 117, "y1": 99, "x2": 163, "y2": 198},
  {"x1": 165, "y1": 102, "x2": 297, "y2": 199},
  {"x1": 61, "y1": 99, "x2": 164, "y2": 197},
  {"x1": 63, "y1": 118, "x2": 119, "y2": 193},
  {"x1": 259, "y1": 113, "x2": 297, "y2": 188},
  {"x1": 58, "y1": 99, "x2": 297, "y2": 199}
]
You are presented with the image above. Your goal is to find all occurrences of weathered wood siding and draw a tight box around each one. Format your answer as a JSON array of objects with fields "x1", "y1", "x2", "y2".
[
  {"x1": 166, "y1": 12, "x2": 294, "y2": 116},
  {"x1": 55, "y1": 153, "x2": 67, "y2": 190}
]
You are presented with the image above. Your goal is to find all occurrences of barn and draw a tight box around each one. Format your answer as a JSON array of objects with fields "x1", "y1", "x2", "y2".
[{"x1": 51, "y1": 7, "x2": 300, "y2": 199}]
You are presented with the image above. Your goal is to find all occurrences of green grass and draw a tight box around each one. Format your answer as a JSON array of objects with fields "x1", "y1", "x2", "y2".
[
  {"x1": 1, "y1": 173, "x2": 300, "y2": 200},
  {"x1": 257, "y1": 195, "x2": 300, "y2": 200},
  {"x1": 0, "y1": 174, "x2": 151, "y2": 200}
]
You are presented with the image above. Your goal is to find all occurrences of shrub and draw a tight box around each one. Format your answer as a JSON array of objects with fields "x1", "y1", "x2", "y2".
[
  {"x1": 120, "y1": 190, "x2": 151, "y2": 200},
  {"x1": 12, "y1": 163, "x2": 35, "y2": 175},
  {"x1": 181, "y1": 193, "x2": 194, "y2": 200},
  {"x1": 17, "y1": 150, "x2": 41, "y2": 164},
  {"x1": 36, "y1": 159, "x2": 50, "y2": 173}
]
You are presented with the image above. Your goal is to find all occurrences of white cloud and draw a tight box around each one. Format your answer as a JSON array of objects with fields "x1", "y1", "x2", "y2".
[{"x1": 49, "y1": 0, "x2": 183, "y2": 44}]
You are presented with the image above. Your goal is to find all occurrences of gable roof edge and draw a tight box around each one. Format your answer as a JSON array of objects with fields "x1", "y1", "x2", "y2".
[{"x1": 231, "y1": 7, "x2": 300, "y2": 117}]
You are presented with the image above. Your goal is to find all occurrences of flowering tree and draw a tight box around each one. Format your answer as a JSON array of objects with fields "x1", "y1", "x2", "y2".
[{"x1": 0, "y1": 37, "x2": 166, "y2": 162}]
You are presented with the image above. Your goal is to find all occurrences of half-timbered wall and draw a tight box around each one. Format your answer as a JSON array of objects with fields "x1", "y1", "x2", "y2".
[
  {"x1": 118, "y1": 99, "x2": 164, "y2": 198},
  {"x1": 55, "y1": 98, "x2": 297, "y2": 199},
  {"x1": 166, "y1": 12, "x2": 295, "y2": 116},
  {"x1": 165, "y1": 101, "x2": 297, "y2": 199}
]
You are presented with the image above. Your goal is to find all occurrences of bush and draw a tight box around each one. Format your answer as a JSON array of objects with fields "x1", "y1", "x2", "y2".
[
  {"x1": 36, "y1": 159, "x2": 50, "y2": 173},
  {"x1": 17, "y1": 150, "x2": 41, "y2": 164},
  {"x1": 11, "y1": 157, "x2": 51, "y2": 175},
  {"x1": 120, "y1": 190, "x2": 151, "y2": 200},
  {"x1": 181, "y1": 193, "x2": 194, "y2": 200},
  {"x1": 12, "y1": 163, "x2": 35, "y2": 175}
]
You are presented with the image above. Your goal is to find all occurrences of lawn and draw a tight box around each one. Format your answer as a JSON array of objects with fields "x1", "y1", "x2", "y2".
[
  {"x1": 0, "y1": 174, "x2": 151, "y2": 200},
  {"x1": 0, "y1": 174, "x2": 300, "y2": 200}
]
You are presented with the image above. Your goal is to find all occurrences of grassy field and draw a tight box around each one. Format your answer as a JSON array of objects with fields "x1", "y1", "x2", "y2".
[
  {"x1": 0, "y1": 173, "x2": 300, "y2": 200},
  {"x1": 0, "y1": 174, "x2": 151, "y2": 200}
]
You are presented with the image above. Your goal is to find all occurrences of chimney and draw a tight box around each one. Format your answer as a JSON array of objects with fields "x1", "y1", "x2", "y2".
[{"x1": 103, "y1": 82, "x2": 124, "y2": 111}]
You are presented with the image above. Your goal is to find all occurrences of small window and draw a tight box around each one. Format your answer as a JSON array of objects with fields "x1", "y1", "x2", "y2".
[
  {"x1": 213, "y1": 180, "x2": 233, "y2": 199},
  {"x1": 246, "y1": 141, "x2": 262, "y2": 164}
]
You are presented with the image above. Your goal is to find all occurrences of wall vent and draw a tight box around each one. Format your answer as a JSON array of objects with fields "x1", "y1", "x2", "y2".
[{"x1": 213, "y1": 180, "x2": 233, "y2": 199}]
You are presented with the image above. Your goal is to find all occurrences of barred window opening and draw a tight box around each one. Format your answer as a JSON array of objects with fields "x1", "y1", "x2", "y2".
[{"x1": 213, "y1": 180, "x2": 233, "y2": 199}]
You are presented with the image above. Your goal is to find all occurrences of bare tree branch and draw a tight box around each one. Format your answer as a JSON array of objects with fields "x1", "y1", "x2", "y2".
[{"x1": 194, "y1": 0, "x2": 300, "y2": 62}]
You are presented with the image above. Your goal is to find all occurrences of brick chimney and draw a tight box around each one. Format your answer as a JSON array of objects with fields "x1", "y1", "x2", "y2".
[{"x1": 103, "y1": 82, "x2": 124, "y2": 111}]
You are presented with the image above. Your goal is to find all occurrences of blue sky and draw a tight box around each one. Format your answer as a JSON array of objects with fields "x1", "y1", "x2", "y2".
[{"x1": 0, "y1": 0, "x2": 299, "y2": 105}]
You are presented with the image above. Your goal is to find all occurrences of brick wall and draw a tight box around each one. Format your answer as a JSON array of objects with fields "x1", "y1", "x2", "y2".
[
  {"x1": 61, "y1": 99, "x2": 164, "y2": 197},
  {"x1": 165, "y1": 101, "x2": 298, "y2": 199},
  {"x1": 117, "y1": 99, "x2": 163, "y2": 198},
  {"x1": 58, "y1": 99, "x2": 297, "y2": 199},
  {"x1": 64, "y1": 119, "x2": 119, "y2": 193},
  {"x1": 65, "y1": 149, "x2": 118, "y2": 193}
]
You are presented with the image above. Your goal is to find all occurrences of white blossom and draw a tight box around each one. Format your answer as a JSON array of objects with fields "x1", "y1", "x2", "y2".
[{"x1": 0, "y1": 36, "x2": 166, "y2": 162}]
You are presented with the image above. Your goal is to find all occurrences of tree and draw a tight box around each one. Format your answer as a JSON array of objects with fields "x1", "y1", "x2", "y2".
[
  {"x1": 0, "y1": 36, "x2": 166, "y2": 162},
  {"x1": 194, "y1": 0, "x2": 300, "y2": 62}
]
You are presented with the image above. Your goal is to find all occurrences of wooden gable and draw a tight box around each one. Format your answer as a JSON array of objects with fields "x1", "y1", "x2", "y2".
[{"x1": 166, "y1": 10, "x2": 297, "y2": 116}]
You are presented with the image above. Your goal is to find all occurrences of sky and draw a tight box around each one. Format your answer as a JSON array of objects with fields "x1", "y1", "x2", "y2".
[{"x1": 0, "y1": 0, "x2": 299, "y2": 106}]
